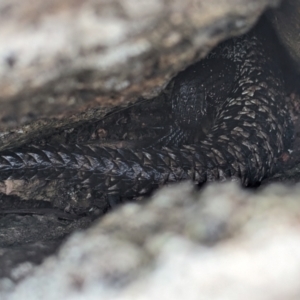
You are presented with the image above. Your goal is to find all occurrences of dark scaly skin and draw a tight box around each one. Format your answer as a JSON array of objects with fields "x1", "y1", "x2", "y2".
[
  {"x1": 0, "y1": 31, "x2": 294, "y2": 204},
  {"x1": 156, "y1": 58, "x2": 236, "y2": 146}
]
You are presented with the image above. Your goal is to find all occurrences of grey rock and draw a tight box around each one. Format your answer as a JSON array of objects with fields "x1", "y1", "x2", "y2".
[
  {"x1": 2, "y1": 182, "x2": 300, "y2": 299},
  {"x1": 0, "y1": 0, "x2": 279, "y2": 99},
  {"x1": 0, "y1": 0, "x2": 280, "y2": 148},
  {"x1": 269, "y1": 0, "x2": 300, "y2": 70}
]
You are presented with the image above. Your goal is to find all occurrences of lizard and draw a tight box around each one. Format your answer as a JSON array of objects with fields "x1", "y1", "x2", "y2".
[{"x1": 0, "y1": 27, "x2": 294, "y2": 214}]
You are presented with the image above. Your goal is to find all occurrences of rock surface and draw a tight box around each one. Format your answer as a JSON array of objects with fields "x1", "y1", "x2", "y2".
[
  {"x1": 2, "y1": 182, "x2": 300, "y2": 299},
  {"x1": 0, "y1": 0, "x2": 280, "y2": 149},
  {"x1": 0, "y1": 0, "x2": 279, "y2": 99},
  {"x1": 269, "y1": 0, "x2": 300, "y2": 70}
]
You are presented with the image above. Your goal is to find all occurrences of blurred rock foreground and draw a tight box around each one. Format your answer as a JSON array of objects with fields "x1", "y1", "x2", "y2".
[
  {"x1": 1, "y1": 0, "x2": 300, "y2": 299},
  {"x1": 0, "y1": 0, "x2": 280, "y2": 149},
  {"x1": 3, "y1": 182, "x2": 300, "y2": 299}
]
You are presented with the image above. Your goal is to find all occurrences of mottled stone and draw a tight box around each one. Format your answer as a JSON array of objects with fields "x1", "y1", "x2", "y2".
[
  {"x1": 2, "y1": 182, "x2": 300, "y2": 299},
  {"x1": 269, "y1": 0, "x2": 300, "y2": 70},
  {"x1": 0, "y1": 0, "x2": 280, "y2": 148}
]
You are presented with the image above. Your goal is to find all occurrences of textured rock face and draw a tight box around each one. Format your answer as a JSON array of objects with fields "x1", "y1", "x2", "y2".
[
  {"x1": 269, "y1": 0, "x2": 300, "y2": 70},
  {"x1": 0, "y1": 0, "x2": 279, "y2": 99},
  {"x1": 0, "y1": 0, "x2": 280, "y2": 149},
  {"x1": 2, "y1": 182, "x2": 300, "y2": 300}
]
